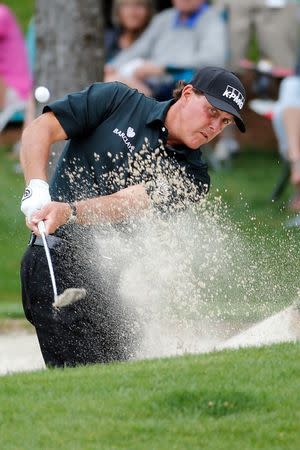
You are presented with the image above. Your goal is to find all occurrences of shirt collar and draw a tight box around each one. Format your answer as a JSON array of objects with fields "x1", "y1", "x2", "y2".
[
  {"x1": 174, "y1": 2, "x2": 209, "y2": 28},
  {"x1": 146, "y1": 99, "x2": 175, "y2": 125}
]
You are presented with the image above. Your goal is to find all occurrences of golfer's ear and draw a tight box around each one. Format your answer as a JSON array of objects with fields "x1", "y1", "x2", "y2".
[{"x1": 182, "y1": 84, "x2": 194, "y2": 100}]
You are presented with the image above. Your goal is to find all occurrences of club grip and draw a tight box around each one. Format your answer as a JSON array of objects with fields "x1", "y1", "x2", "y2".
[{"x1": 38, "y1": 221, "x2": 46, "y2": 234}]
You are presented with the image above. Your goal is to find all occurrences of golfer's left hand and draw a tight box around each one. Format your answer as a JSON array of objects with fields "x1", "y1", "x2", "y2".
[
  {"x1": 21, "y1": 179, "x2": 51, "y2": 220},
  {"x1": 28, "y1": 202, "x2": 71, "y2": 235}
]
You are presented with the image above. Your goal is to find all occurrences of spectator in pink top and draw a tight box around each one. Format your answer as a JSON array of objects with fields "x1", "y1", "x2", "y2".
[{"x1": 0, "y1": 4, "x2": 32, "y2": 131}]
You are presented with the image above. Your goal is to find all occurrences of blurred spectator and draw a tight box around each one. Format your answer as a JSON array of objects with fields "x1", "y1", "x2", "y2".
[
  {"x1": 0, "y1": 4, "x2": 32, "y2": 132},
  {"x1": 105, "y1": 0, "x2": 155, "y2": 62},
  {"x1": 105, "y1": 0, "x2": 227, "y2": 98},
  {"x1": 155, "y1": 0, "x2": 172, "y2": 9},
  {"x1": 272, "y1": 50, "x2": 300, "y2": 212},
  {"x1": 211, "y1": 1, "x2": 300, "y2": 167},
  {"x1": 103, "y1": 0, "x2": 172, "y2": 27},
  {"x1": 212, "y1": 0, "x2": 299, "y2": 72}
]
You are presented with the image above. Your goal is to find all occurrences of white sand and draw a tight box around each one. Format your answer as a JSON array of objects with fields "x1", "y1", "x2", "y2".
[
  {"x1": 217, "y1": 304, "x2": 300, "y2": 351},
  {"x1": 0, "y1": 331, "x2": 45, "y2": 376},
  {"x1": 0, "y1": 304, "x2": 299, "y2": 375}
]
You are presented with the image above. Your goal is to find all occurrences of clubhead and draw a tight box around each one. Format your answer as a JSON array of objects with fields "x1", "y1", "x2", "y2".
[{"x1": 52, "y1": 288, "x2": 86, "y2": 308}]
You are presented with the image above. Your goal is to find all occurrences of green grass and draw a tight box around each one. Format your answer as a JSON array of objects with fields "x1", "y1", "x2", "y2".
[
  {"x1": 209, "y1": 148, "x2": 292, "y2": 228},
  {"x1": 0, "y1": 150, "x2": 28, "y2": 315},
  {"x1": 210, "y1": 150, "x2": 300, "y2": 291},
  {"x1": 202, "y1": 150, "x2": 300, "y2": 322},
  {"x1": 1, "y1": 343, "x2": 300, "y2": 449}
]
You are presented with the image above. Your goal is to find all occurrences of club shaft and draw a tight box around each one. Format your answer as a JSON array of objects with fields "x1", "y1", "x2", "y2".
[{"x1": 38, "y1": 222, "x2": 57, "y2": 298}]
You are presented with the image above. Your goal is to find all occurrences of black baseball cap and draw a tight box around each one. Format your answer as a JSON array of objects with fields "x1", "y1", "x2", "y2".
[{"x1": 190, "y1": 66, "x2": 246, "y2": 133}]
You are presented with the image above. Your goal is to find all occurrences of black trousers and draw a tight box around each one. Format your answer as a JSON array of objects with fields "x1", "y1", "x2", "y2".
[{"x1": 20, "y1": 236, "x2": 138, "y2": 368}]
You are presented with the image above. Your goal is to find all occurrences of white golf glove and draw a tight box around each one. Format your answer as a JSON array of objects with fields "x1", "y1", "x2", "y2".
[{"x1": 21, "y1": 179, "x2": 51, "y2": 220}]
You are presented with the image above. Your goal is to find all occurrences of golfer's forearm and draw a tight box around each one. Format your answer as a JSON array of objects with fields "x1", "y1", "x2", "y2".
[
  {"x1": 75, "y1": 185, "x2": 151, "y2": 224},
  {"x1": 20, "y1": 113, "x2": 67, "y2": 184},
  {"x1": 20, "y1": 125, "x2": 51, "y2": 183}
]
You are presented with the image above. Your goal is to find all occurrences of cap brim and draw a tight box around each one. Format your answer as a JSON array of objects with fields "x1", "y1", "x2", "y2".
[{"x1": 204, "y1": 93, "x2": 246, "y2": 133}]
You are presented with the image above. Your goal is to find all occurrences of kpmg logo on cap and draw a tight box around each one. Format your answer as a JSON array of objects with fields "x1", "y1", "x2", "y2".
[{"x1": 222, "y1": 85, "x2": 245, "y2": 110}]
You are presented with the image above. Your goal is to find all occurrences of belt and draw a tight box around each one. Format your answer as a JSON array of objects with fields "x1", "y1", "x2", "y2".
[{"x1": 28, "y1": 233, "x2": 64, "y2": 249}]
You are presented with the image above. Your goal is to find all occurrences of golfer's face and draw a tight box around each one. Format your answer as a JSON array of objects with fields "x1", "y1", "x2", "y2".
[{"x1": 180, "y1": 88, "x2": 234, "y2": 149}]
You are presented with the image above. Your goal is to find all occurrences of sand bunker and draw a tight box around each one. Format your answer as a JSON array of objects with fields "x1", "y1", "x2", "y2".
[{"x1": 1, "y1": 303, "x2": 299, "y2": 376}]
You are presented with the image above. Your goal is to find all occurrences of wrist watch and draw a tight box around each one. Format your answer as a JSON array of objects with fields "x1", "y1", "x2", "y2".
[{"x1": 67, "y1": 202, "x2": 77, "y2": 224}]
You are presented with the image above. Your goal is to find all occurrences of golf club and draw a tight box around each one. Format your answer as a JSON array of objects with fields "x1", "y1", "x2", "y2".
[{"x1": 38, "y1": 221, "x2": 86, "y2": 308}]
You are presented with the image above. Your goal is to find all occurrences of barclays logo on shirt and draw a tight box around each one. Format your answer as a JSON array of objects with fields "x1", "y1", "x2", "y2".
[
  {"x1": 113, "y1": 127, "x2": 135, "y2": 152},
  {"x1": 127, "y1": 127, "x2": 135, "y2": 138}
]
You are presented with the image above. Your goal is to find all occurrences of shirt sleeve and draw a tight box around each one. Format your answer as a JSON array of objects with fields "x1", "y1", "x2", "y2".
[{"x1": 43, "y1": 81, "x2": 130, "y2": 139}]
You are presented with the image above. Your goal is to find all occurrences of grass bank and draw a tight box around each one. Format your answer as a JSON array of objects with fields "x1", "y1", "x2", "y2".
[{"x1": 1, "y1": 343, "x2": 300, "y2": 449}]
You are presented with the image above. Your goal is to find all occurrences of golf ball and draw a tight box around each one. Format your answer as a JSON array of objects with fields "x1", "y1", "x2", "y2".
[{"x1": 34, "y1": 86, "x2": 50, "y2": 103}]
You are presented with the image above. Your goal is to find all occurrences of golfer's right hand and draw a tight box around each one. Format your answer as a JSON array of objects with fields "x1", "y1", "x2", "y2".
[
  {"x1": 30, "y1": 202, "x2": 71, "y2": 235},
  {"x1": 20, "y1": 179, "x2": 51, "y2": 220}
]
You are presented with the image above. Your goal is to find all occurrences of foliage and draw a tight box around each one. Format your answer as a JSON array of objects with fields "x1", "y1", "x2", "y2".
[{"x1": 2, "y1": 0, "x2": 34, "y2": 31}]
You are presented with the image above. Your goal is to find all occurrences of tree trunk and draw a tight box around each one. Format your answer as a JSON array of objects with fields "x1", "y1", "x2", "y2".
[{"x1": 35, "y1": 0, "x2": 104, "y2": 176}]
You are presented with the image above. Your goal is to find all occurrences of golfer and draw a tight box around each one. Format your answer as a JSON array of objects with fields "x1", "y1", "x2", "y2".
[{"x1": 20, "y1": 66, "x2": 246, "y2": 368}]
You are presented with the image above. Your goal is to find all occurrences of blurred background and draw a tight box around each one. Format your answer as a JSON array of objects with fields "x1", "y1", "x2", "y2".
[{"x1": 1, "y1": 0, "x2": 300, "y2": 321}]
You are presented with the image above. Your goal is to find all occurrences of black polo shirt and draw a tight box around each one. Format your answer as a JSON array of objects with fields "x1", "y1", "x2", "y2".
[{"x1": 44, "y1": 81, "x2": 210, "y2": 204}]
